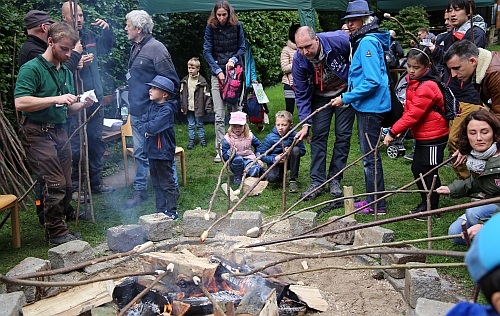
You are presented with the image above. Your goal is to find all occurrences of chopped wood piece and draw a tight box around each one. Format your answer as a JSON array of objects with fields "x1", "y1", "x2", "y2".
[{"x1": 289, "y1": 285, "x2": 328, "y2": 312}]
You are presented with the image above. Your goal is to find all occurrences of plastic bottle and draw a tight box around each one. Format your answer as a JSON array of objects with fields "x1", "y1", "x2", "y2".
[{"x1": 121, "y1": 105, "x2": 128, "y2": 121}]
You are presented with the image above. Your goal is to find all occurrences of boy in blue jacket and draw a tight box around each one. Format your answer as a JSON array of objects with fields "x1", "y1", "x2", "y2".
[
  {"x1": 258, "y1": 111, "x2": 306, "y2": 193},
  {"x1": 143, "y1": 75, "x2": 179, "y2": 220}
]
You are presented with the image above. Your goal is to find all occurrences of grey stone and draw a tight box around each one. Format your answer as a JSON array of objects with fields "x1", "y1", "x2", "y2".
[
  {"x1": 45, "y1": 271, "x2": 84, "y2": 297},
  {"x1": 6, "y1": 257, "x2": 50, "y2": 302},
  {"x1": 182, "y1": 209, "x2": 216, "y2": 238},
  {"x1": 0, "y1": 291, "x2": 26, "y2": 316},
  {"x1": 415, "y1": 298, "x2": 455, "y2": 316},
  {"x1": 381, "y1": 245, "x2": 426, "y2": 278},
  {"x1": 288, "y1": 212, "x2": 317, "y2": 237},
  {"x1": 107, "y1": 225, "x2": 147, "y2": 253},
  {"x1": 405, "y1": 263, "x2": 442, "y2": 308},
  {"x1": 324, "y1": 216, "x2": 357, "y2": 245},
  {"x1": 353, "y1": 226, "x2": 394, "y2": 258},
  {"x1": 91, "y1": 302, "x2": 118, "y2": 315},
  {"x1": 48, "y1": 240, "x2": 95, "y2": 269},
  {"x1": 139, "y1": 213, "x2": 174, "y2": 241},
  {"x1": 229, "y1": 211, "x2": 262, "y2": 237},
  {"x1": 84, "y1": 261, "x2": 113, "y2": 275}
]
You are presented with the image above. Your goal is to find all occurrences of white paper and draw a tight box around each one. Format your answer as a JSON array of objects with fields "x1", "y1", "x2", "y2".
[
  {"x1": 103, "y1": 118, "x2": 123, "y2": 128},
  {"x1": 81, "y1": 89, "x2": 98, "y2": 102},
  {"x1": 252, "y1": 83, "x2": 270, "y2": 103}
]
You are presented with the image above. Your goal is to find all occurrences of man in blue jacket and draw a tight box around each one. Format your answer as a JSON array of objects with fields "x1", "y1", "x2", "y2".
[
  {"x1": 293, "y1": 26, "x2": 354, "y2": 200},
  {"x1": 62, "y1": 2, "x2": 115, "y2": 198}
]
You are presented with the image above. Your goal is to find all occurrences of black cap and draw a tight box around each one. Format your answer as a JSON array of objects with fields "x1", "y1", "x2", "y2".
[{"x1": 24, "y1": 10, "x2": 55, "y2": 29}]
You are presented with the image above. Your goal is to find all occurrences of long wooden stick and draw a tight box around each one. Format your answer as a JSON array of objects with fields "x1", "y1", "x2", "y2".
[
  {"x1": 241, "y1": 196, "x2": 500, "y2": 248},
  {"x1": 208, "y1": 148, "x2": 235, "y2": 214}
]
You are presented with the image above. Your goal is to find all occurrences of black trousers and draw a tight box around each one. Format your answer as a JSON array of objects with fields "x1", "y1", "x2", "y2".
[{"x1": 265, "y1": 146, "x2": 301, "y2": 183}]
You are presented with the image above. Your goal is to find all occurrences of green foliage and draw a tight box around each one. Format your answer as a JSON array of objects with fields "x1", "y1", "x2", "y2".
[{"x1": 380, "y1": 5, "x2": 430, "y2": 48}]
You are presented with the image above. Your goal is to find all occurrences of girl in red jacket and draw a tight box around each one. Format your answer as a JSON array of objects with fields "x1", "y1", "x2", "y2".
[{"x1": 383, "y1": 46, "x2": 449, "y2": 220}]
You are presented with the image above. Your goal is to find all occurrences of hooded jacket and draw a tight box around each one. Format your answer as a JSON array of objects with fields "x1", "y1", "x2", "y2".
[
  {"x1": 390, "y1": 73, "x2": 448, "y2": 140},
  {"x1": 179, "y1": 74, "x2": 212, "y2": 117},
  {"x1": 292, "y1": 30, "x2": 350, "y2": 123},
  {"x1": 281, "y1": 40, "x2": 296, "y2": 86},
  {"x1": 143, "y1": 100, "x2": 177, "y2": 161},
  {"x1": 341, "y1": 21, "x2": 391, "y2": 114},
  {"x1": 474, "y1": 48, "x2": 500, "y2": 118},
  {"x1": 257, "y1": 126, "x2": 306, "y2": 165}
]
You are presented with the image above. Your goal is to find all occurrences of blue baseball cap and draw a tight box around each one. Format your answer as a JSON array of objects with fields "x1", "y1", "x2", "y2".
[
  {"x1": 145, "y1": 75, "x2": 175, "y2": 95},
  {"x1": 465, "y1": 213, "x2": 500, "y2": 282}
]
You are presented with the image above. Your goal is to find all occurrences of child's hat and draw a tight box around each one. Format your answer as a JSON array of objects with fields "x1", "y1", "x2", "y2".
[
  {"x1": 229, "y1": 111, "x2": 247, "y2": 125},
  {"x1": 145, "y1": 75, "x2": 176, "y2": 95},
  {"x1": 465, "y1": 213, "x2": 500, "y2": 283}
]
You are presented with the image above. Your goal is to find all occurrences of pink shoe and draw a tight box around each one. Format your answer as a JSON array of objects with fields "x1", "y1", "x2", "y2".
[
  {"x1": 359, "y1": 207, "x2": 386, "y2": 215},
  {"x1": 354, "y1": 200, "x2": 368, "y2": 208}
]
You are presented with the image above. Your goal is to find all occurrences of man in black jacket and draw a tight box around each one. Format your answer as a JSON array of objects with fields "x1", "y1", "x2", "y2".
[{"x1": 62, "y1": 2, "x2": 115, "y2": 197}]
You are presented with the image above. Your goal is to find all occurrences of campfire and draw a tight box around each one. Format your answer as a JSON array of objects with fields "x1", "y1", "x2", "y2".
[{"x1": 112, "y1": 250, "x2": 309, "y2": 316}]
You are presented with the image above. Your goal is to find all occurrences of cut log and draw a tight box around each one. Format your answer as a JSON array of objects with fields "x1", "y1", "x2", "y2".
[
  {"x1": 288, "y1": 285, "x2": 328, "y2": 312},
  {"x1": 141, "y1": 250, "x2": 219, "y2": 288},
  {"x1": 235, "y1": 287, "x2": 278, "y2": 316},
  {"x1": 22, "y1": 281, "x2": 114, "y2": 316}
]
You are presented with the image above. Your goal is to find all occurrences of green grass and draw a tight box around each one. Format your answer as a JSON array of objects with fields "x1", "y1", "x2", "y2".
[{"x1": 0, "y1": 85, "x2": 474, "y2": 299}]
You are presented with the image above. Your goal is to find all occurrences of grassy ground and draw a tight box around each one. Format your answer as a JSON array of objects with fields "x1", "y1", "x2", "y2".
[{"x1": 0, "y1": 85, "x2": 473, "y2": 296}]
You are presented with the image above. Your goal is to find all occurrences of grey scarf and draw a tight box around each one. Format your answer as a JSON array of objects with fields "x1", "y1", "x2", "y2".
[{"x1": 466, "y1": 142, "x2": 498, "y2": 173}]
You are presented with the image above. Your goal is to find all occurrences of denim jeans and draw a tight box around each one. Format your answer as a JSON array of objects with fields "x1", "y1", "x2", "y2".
[
  {"x1": 211, "y1": 75, "x2": 241, "y2": 151},
  {"x1": 448, "y1": 203, "x2": 498, "y2": 245},
  {"x1": 356, "y1": 111, "x2": 386, "y2": 210},
  {"x1": 310, "y1": 95, "x2": 355, "y2": 186},
  {"x1": 67, "y1": 103, "x2": 106, "y2": 189},
  {"x1": 131, "y1": 114, "x2": 178, "y2": 190},
  {"x1": 186, "y1": 111, "x2": 205, "y2": 140}
]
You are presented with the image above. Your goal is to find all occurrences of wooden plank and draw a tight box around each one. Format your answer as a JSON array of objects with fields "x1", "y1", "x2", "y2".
[
  {"x1": 22, "y1": 281, "x2": 114, "y2": 316},
  {"x1": 288, "y1": 285, "x2": 328, "y2": 312}
]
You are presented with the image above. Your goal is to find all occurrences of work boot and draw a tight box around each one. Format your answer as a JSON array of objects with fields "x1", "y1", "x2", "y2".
[
  {"x1": 91, "y1": 184, "x2": 116, "y2": 194},
  {"x1": 187, "y1": 138, "x2": 195, "y2": 150},
  {"x1": 288, "y1": 181, "x2": 299, "y2": 193},
  {"x1": 199, "y1": 136, "x2": 207, "y2": 147},
  {"x1": 329, "y1": 180, "x2": 342, "y2": 198},
  {"x1": 49, "y1": 232, "x2": 82, "y2": 247},
  {"x1": 125, "y1": 190, "x2": 148, "y2": 209},
  {"x1": 300, "y1": 184, "x2": 325, "y2": 201}
]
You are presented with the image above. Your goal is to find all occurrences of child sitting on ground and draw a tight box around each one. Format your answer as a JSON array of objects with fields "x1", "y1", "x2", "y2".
[
  {"x1": 445, "y1": 213, "x2": 500, "y2": 316},
  {"x1": 258, "y1": 110, "x2": 306, "y2": 193},
  {"x1": 143, "y1": 75, "x2": 179, "y2": 220},
  {"x1": 179, "y1": 57, "x2": 212, "y2": 149},
  {"x1": 221, "y1": 111, "x2": 263, "y2": 185}
]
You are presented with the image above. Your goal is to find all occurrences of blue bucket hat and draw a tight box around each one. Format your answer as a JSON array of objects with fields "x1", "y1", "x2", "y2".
[
  {"x1": 343, "y1": 0, "x2": 373, "y2": 20},
  {"x1": 145, "y1": 75, "x2": 175, "y2": 95},
  {"x1": 465, "y1": 213, "x2": 500, "y2": 283}
]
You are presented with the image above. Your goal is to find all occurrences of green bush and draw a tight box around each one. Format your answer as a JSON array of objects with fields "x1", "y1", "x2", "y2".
[{"x1": 379, "y1": 5, "x2": 430, "y2": 49}]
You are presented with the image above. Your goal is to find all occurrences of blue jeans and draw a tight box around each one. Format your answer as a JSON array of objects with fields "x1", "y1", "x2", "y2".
[
  {"x1": 310, "y1": 95, "x2": 355, "y2": 186},
  {"x1": 356, "y1": 111, "x2": 386, "y2": 210},
  {"x1": 448, "y1": 204, "x2": 497, "y2": 245},
  {"x1": 187, "y1": 111, "x2": 205, "y2": 140},
  {"x1": 131, "y1": 114, "x2": 179, "y2": 190}
]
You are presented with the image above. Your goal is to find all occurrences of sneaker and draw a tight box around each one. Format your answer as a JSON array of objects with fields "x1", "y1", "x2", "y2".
[
  {"x1": 404, "y1": 152, "x2": 414, "y2": 161},
  {"x1": 91, "y1": 184, "x2": 115, "y2": 194},
  {"x1": 300, "y1": 184, "x2": 325, "y2": 201},
  {"x1": 289, "y1": 181, "x2": 299, "y2": 193},
  {"x1": 214, "y1": 153, "x2": 222, "y2": 163},
  {"x1": 354, "y1": 200, "x2": 368, "y2": 209},
  {"x1": 164, "y1": 211, "x2": 179, "y2": 221},
  {"x1": 72, "y1": 191, "x2": 89, "y2": 203},
  {"x1": 234, "y1": 173, "x2": 242, "y2": 185},
  {"x1": 200, "y1": 137, "x2": 207, "y2": 147},
  {"x1": 125, "y1": 190, "x2": 148, "y2": 209},
  {"x1": 359, "y1": 208, "x2": 386, "y2": 215},
  {"x1": 187, "y1": 138, "x2": 195, "y2": 150},
  {"x1": 329, "y1": 180, "x2": 342, "y2": 198},
  {"x1": 410, "y1": 204, "x2": 427, "y2": 221},
  {"x1": 49, "y1": 232, "x2": 82, "y2": 246}
]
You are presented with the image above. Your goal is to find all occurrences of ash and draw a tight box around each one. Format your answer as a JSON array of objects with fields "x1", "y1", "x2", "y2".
[
  {"x1": 125, "y1": 301, "x2": 161, "y2": 316},
  {"x1": 211, "y1": 290, "x2": 242, "y2": 302}
]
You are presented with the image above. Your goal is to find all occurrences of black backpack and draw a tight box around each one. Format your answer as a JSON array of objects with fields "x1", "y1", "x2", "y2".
[{"x1": 424, "y1": 81, "x2": 459, "y2": 121}]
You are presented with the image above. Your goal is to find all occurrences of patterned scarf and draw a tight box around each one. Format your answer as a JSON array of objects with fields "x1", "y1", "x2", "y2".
[{"x1": 466, "y1": 142, "x2": 498, "y2": 174}]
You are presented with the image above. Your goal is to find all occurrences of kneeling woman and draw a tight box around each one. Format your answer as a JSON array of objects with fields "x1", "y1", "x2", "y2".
[{"x1": 436, "y1": 110, "x2": 500, "y2": 245}]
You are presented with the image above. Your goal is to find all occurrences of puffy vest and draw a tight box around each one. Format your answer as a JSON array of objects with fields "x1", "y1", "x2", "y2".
[
  {"x1": 212, "y1": 23, "x2": 241, "y2": 66},
  {"x1": 224, "y1": 132, "x2": 256, "y2": 160}
]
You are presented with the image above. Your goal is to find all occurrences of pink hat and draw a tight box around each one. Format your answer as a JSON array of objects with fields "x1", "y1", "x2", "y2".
[{"x1": 229, "y1": 111, "x2": 247, "y2": 125}]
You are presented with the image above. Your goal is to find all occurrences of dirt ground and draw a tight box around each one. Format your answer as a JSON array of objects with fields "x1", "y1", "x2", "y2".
[{"x1": 105, "y1": 220, "x2": 410, "y2": 316}]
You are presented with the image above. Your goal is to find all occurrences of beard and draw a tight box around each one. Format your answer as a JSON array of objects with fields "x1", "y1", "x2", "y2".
[{"x1": 51, "y1": 46, "x2": 69, "y2": 64}]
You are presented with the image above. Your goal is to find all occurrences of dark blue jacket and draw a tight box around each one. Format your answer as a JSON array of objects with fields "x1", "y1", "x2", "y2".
[
  {"x1": 257, "y1": 127, "x2": 306, "y2": 165},
  {"x1": 79, "y1": 26, "x2": 113, "y2": 100},
  {"x1": 128, "y1": 35, "x2": 180, "y2": 116},
  {"x1": 292, "y1": 31, "x2": 350, "y2": 123},
  {"x1": 143, "y1": 100, "x2": 177, "y2": 161},
  {"x1": 203, "y1": 22, "x2": 246, "y2": 76}
]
